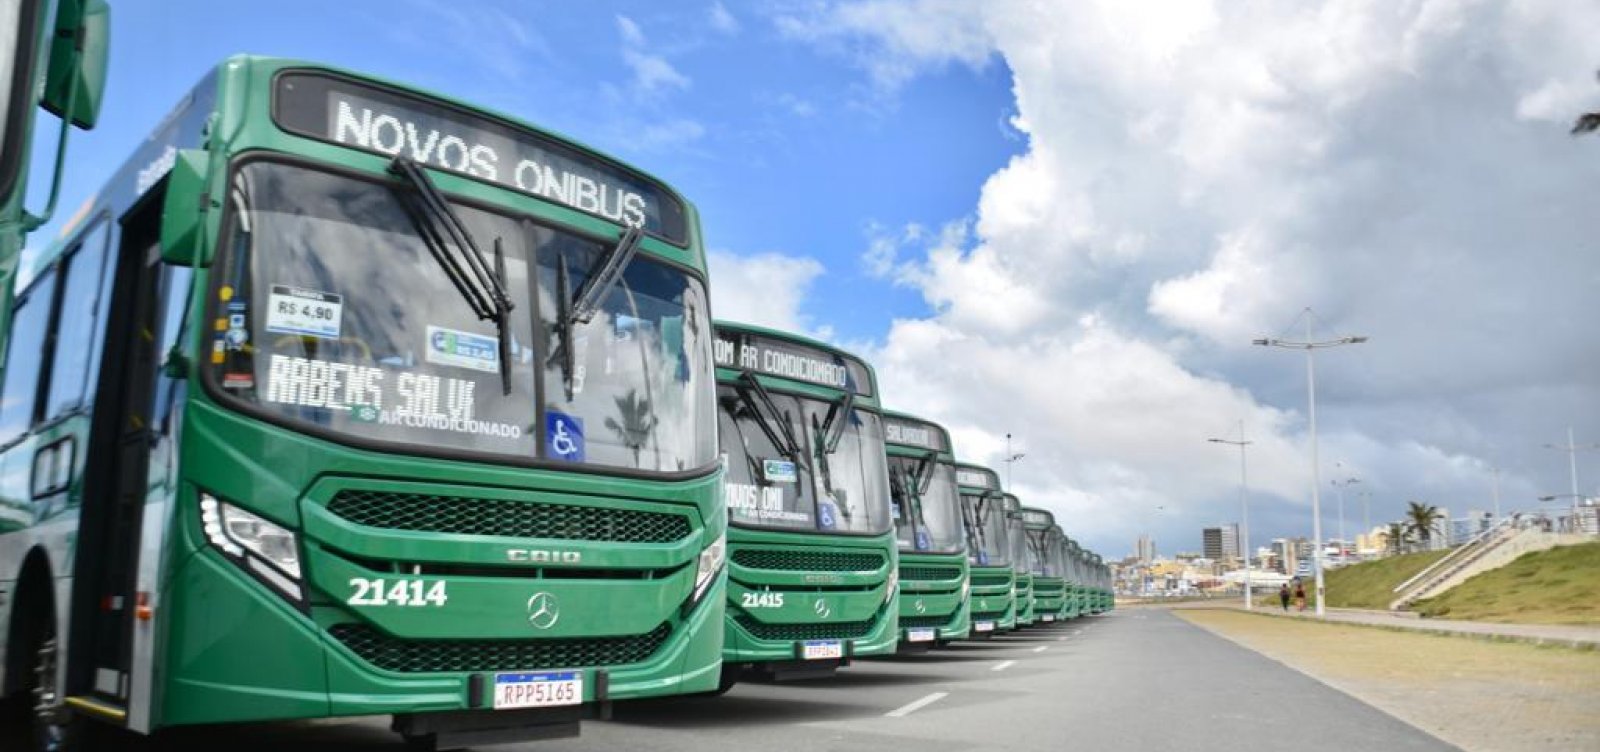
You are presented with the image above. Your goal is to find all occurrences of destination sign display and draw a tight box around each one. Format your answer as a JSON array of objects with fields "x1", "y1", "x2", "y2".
[
  {"x1": 272, "y1": 71, "x2": 688, "y2": 243},
  {"x1": 712, "y1": 330, "x2": 874, "y2": 397},
  {"x1": 1021, "y1": 509, "x2": 1053, "y2": 526},
  {"x1": 884, "y1": 417, "x2": 947, "y2": 451},
  {"x1": 956, "y1": 468, "x2": 998, "y2": 490}
]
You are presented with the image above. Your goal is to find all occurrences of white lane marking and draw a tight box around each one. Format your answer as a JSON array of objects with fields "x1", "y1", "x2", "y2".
[
  {"x1": 1032, "y1": 646, "x2": 1049, "y2": 653},
  {"x1": 992, "y1": 660, "x2": 1017, "y2": 672},
  {"x1": 1072, "y1": 629, "x2": 1084, "y2": 636},
  {"x1": 1057, "y1": 635, "x2": 1069, "y2": 641},
  {"x1": 886, "y1": 691, "x2": 950, "y2": 718}
]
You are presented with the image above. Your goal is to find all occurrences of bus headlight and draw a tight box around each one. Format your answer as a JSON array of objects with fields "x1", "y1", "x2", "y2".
[
  {"x1": 885, "y1": 569, "x2": 899, "y2": 604},
  {"x1": 691, "y1": 530, "x2": 726, "y2": 604},
  {"x1": 201, "y1": 493, "x2": 303, "y2": 600}
]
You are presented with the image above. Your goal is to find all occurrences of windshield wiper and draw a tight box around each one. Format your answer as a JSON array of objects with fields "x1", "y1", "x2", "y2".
[
  {"x1": 548, "y1": 225, "x2": 644, "y2": 400},
  {"x1": 734, "y1": 372, "x2": 808, "y2": 468},
  {"x1": 388, "y1": 157, "x2": 516, "y2": 395},
  {"x1": 809, "y1": 391, "x2": 856, "y2": 504},
  {"x1": 896, "y1": 462, "x2": 932, "y2": 548}
]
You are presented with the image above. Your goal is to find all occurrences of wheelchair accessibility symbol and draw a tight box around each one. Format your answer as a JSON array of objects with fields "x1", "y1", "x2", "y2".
[{"x1": 546, "y1": 412, "x2": 585, "y2": 462}]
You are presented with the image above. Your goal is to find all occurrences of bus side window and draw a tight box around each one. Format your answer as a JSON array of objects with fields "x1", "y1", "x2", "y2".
[
  {"x1": 0, "y1": 269, "x2": 59, "y2": 446},
  {"x1": 43, "y1": 219, "x2": 112, "y2": 419}
]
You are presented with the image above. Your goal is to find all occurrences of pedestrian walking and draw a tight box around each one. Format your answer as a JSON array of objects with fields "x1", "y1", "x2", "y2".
[
  {"x1": 1278, "y1": 583, "x2": 1291, "y2": 612},
  {"x1": 1293, "y1": 581, "x2": 1307, "y2": 612}
]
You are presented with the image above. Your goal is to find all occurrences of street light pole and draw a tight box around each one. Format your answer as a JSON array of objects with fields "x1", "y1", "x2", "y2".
[
  {"x1": 1254, "y1": 309, "x2": 1367, "y2": 618},
  {"x1": 1332, "y1": 471, "x2": 1360, "y2": 561},
  {"x1": 1543, "y1": 427, "x2": 1598, "y2": 531},
  {"x1": 1003, "y1": 433, "x2": 1026, "y2": 493},
  {"x1": 1208, "y1": 421, "x2": 1252, "y2": 609}
]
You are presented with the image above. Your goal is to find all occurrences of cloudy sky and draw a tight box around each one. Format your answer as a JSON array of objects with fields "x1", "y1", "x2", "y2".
[{"x1": 30, "y1": 0, "x2": 1600, "y2": 558}]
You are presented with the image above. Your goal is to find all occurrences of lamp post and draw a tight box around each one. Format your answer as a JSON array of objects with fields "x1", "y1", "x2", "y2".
[
  {"x1": 1003, "y1": 433, "x2": 1025, "y2": 493},
  {"x1": 1543, "y1": 427, "x2": 1598, "y2": 532},
  {"x1": 1254, "y1": 309, "x2": 1367, "y2": 618},
  {"x1": 1332, "y1": 472, "x2": 1360, "y2": 562},
  {"x1": 1208, "y1": 421, "x2": 1252, "y2": 609}
]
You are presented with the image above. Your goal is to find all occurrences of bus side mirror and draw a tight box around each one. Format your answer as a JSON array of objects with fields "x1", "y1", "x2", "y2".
[
  {"x1": 160, "y1": 149, "x2": 212, "y2": 266},
  {"x1": 40, "y1": 0, "x2": 109, "y2": 129}
]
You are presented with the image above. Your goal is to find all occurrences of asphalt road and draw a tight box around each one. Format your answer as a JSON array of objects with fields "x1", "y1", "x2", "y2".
[{"x1": 132, "y1": 608, "x2": 1457, "y2": 751}]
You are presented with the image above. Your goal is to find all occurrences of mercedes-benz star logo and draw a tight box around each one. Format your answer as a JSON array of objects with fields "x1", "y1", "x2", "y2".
[
  {"x1": 526, "y1": 592, "x2": 560, "y2": 630},
  {"x1": 813, "y1": 598, "x2": 832, "y2": 619},
  {"x1": 914, "y1": 598, "x2": 927, "y2": 614}
]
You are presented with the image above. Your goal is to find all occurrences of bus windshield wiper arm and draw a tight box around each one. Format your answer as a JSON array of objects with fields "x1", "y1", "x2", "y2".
[
  {"x1": 549, "y1": 225, "x2": 644, "y2": 400},
  {"x1": 571, "y1": 225, "x2": 644, "y2": 325},
  {"x1": 735, "y1": 372, "x2": 807, "y2": 468},
  {"x1": 810, "y1": 390, "x2": 856, "y2": 502},
  {"x1": 388, "y1": 157, "x2": 516, "y2": 394}
]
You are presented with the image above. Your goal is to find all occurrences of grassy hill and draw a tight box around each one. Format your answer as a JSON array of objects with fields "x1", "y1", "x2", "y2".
[
  {"x1": 1411, "y1": 541, "x2": 1600, "y2": 625},
  {"x1": 1323, "y1": 549, "x2": 1451, "y2": 610}
]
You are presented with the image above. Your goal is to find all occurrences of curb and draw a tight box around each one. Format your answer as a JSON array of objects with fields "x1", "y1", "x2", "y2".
[{"x1": 1229, "y1": 607, "x2": 1600, "y2": 652}]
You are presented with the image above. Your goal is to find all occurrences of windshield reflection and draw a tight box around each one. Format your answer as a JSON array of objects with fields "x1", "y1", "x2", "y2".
[
  {"x1": 717, "y1": 384, "x2": 891, "y2": 535},
  {"x1": 891, "y1": 458, "x2": 965, "y2": 554}
]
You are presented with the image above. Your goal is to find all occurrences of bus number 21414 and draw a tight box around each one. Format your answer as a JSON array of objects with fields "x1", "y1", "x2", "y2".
[{"x1": 348, "y1": 578, "x2": 449, "y2": 607}]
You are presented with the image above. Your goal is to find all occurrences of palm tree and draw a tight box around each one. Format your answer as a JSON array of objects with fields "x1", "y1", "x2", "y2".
[
  {"x1": 605, "y1": 389, "x2": 658, "y2": 467},
  {"x1": 1574, "y1": 69, "x2": 1600, "y2": 135},
  {"x1": 1384, "y1": 522, "x2": 1410, "y2": 555},
  {"x1": 1403, "y1": 502, "x2": 1445, "y2": 550}
]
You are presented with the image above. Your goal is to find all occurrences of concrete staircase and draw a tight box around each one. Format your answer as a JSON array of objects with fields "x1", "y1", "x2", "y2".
[{"x1": 1388, "y1": 516, "x2": 1587, "y2": 612}]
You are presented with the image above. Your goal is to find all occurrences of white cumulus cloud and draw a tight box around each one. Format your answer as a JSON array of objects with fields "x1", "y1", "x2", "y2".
[{"x1": 782, "y1": 0, "x2": 1600, "y2": 555}]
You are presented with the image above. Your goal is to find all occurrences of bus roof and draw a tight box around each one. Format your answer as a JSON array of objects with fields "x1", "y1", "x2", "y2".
[
  {"x1": 712, "y1": 319, "x2": 879, "y2": 401},
  {"x1": 31, "y1": 54, "x2": 701, "y2": 279},
  {"x1": 881, "y1": 408, "x2": 954, "y2": 458}
]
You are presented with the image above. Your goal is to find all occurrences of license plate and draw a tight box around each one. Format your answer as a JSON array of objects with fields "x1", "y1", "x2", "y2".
[
  {"x1": 907, "y1": 628, "x2": 936, "y2": 643},
  {"x1": 801, "y1": 640, "x2": 843, "y2": 660},
  {"x1": 493, "y1": 671, "x2": 582, "y2": 709},
  {"x1": 974, "y1": 621, "x2": 995, "y2": 632},
  {"x1": 1043, "y1": 614, "x2": 1056, "y2": 622}
]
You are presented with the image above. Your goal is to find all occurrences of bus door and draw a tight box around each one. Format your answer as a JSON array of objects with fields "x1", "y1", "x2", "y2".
[{"x1": 65, "y1": 192, "x2": 186, "y2": 722}]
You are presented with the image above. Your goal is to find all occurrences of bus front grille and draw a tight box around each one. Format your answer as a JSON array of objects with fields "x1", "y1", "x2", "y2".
[
  {"x1": 731, "y1": 614, "x2": 876, "y2": 642},
  {"x1": 326, "y1": 490, "x2": 691, "y2": 543},
  {"x1": 327, "y1": 623, "x2": 672, "y2": 673},
  {"x1": 900, "y1": 565, "x2": 961, "y2": 581},
  {"x1": 971, "y1": 573, "x2": 1011, "y2": 588},
  {"x1": 730, "y1": 549, "x2": 885, "y2": 573},
  {"x1": 899, "y1": 615, "x2": 954, "y2": 629}
]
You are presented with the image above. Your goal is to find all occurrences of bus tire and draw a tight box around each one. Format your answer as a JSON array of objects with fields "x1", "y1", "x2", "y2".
[{"x1": 19, "y1": 600, "x2": 104, "y2": 751}]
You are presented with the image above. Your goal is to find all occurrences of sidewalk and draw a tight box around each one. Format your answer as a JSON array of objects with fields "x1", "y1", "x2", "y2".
[{"x1": 1238, "y1": 604, "x2": 1600, "y2": 650}]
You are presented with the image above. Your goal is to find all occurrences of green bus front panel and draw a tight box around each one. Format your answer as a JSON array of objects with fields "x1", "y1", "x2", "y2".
[
  {"x1": 155, "y1": 404, "x2": 726, "y2": 728},
  {"x1": 1032, "y1": 576, "x2": 1066, "y2": 624},
  {"x1": 723, "y1": 527, "x2": 897, "y2": 663},
  {"x1": 967, "y1": 565, "x2": 1014, "y2": 635},
  {"x1": 1014, "y1": 573, "x2": 1035, "y2": 626},
  {"x1": 896, "y1": 552, "x2": 969, "y2": 643}
]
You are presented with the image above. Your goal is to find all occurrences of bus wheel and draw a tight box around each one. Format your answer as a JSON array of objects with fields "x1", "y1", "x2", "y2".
[{"x1": 26, "y1": 621, "x2": 93, "y2": 752}]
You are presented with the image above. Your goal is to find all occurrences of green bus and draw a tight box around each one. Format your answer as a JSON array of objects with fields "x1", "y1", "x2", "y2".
[
  {"x1": 1004, "y1": 494, "x2": 1035, "y2": 627},
  {"x1": 883, "y1": 410, "x2": 968, "y2": 649},
  {"x1": 1090, "y1": 553, "x2": 1112, "y2": 613},
  {"x1": 0, "y1": 56, "x2": 729, "y2": 750},
  {"x1": 0, "y1": 0, "x2": 109, "y2": 343},
  {"x1": 955, "y1": 462, "x2": 1013, "y2": 636},
  {"x1": 712, "y1": 321, "x2": 897, "y2": 683},
  {"x1": 1020, "y1": 509, "x2": 1066, "y2": 624},
  {"x1": 1061, "y1": 537, "x2": 1084, "y2": 621}
]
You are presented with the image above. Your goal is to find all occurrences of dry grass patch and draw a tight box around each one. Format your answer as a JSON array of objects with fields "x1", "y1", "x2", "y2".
[{"x1": 1179, "y1": 609, "x2": 1600, "y2": 752}]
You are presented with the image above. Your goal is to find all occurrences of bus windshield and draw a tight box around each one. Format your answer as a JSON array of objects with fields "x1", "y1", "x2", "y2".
[
  {"x1": 1006, "y1": 502, "x2": 1031, "y2": 574},
  {"x1": 210, "y1": 159, "x2": 717, "y2": 471},
  {"x1": 889, "y1": 456, "x2": 964, "y2": 554},
  {"x1": 717, "y1": 384, "x2": 890, "y2": 535},
  {"x1": 960, "y1": 490, "x2": 1009, "y2": 566}
]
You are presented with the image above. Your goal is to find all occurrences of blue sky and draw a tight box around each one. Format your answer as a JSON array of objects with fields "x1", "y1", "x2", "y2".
[
  {"x1": 19, "y1": 2, "x2": 1600, "y2": 559},
  {"x1": 26, "y1": 0, "x2": 1020, "y2": 343}
]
